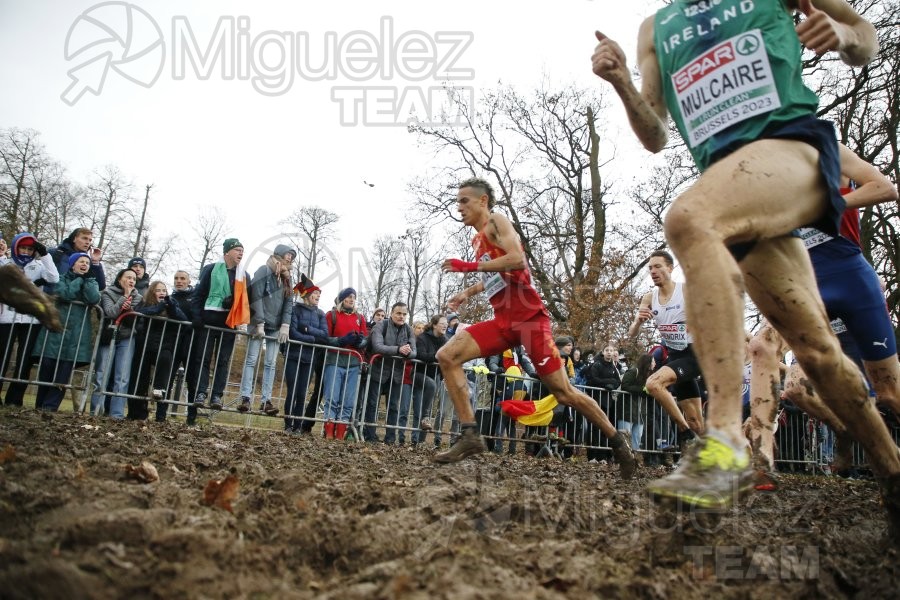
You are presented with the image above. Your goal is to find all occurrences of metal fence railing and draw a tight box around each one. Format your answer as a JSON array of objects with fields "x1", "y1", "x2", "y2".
[{"x1": 2, "y1": 303, "x2": 897, "y2": 472}]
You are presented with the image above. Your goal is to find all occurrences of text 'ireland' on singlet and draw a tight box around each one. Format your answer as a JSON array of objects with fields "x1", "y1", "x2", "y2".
[
  {"x1": 653, "y1": 0, "x2": 819, "y2": 171},
  {"x1": 652, "y1": 281, "x2": 693, "y2": 351}
]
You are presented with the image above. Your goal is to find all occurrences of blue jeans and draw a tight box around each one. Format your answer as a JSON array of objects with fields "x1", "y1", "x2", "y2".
[
  {"x1": 92, "y1": 338, "x2": 135, "y2": 419},
  {"x1": 240, "y1": 335, "x2": 280, "y2": 401},
  {"x1": 363, "y1": 377, "x2": 403, "y2": 443},
  {"x1": 617, "y1": 420, "x2": 645, "y2": 451},
  {"x1": 322, "y1": 362, "x2": 359, "y2": 423}
]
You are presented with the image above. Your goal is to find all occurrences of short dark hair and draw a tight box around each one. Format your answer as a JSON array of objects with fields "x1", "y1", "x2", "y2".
[
  {"x1": 649, "y1": 250, "x2": 674, "y2": 267},
  {"x1": 390, "y1": 301, "x2": 408, "y2": 313},
  {"x1": 459, "y1": 177, "x2": 496, "y2": 209}
]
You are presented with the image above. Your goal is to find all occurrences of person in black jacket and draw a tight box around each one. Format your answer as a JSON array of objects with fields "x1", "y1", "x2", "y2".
[
  {"x1": 187, "y1": 238, "x2": 250, "y2": 422},
  {"x1": 49, "y1": 227, "x2": 106, "y2": 292},
  {"x1": 408, "y1": 314, "x2": 448, "y2": 445},
  {"x1": 582, "y1": 345, "x2": 623, "y2": 460},
  {"x1": 130, "y1": 281, "x2": 188, "y2": 421}
]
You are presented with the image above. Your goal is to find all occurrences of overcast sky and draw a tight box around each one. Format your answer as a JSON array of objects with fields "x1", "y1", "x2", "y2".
[{"x1": 1, "y1": 0, "x2": 663, "y2": 303}]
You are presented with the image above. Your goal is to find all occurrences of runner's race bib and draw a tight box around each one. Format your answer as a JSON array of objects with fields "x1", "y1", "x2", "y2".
[
  {"x1": 797, "y1": 227, "x2": 833, "y2": 250},
  {"x1": 830, "y1": 318, "x2": 847, "y2": 335},
  {"x1": 658, "y1": 323, "x2": 690, "y2": 351},
  {"x1": 480, "y1": 253, "x2": 507, "y2": 298},
  {"x1": 672, "y1": 29, "x2": 781, "y2": 148}
]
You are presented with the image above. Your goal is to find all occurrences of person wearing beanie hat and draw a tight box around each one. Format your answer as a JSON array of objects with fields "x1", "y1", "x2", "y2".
[
  {"x1": 283, "y1": 273, "x2": 330, "y2": 433},
  {"x1": 47, "y1": 227, "x2": 106, "y2": 291},
  {"x1": 127, "y1": 257, "x2": 150, "y2": 294},
  {"x1": 238, "y1": 244, "x2": 296, "y2": 415},
  {"x1": 68, "y1": 252, "x2": 90, "y2": 269},
  {"x1": 0, "y1": 232, "x2": 60, "y2": 406},
  {"x1": 223, "y1": 238, "x2": 243, "y2": 254},
  {"x1": 320, "y1": 286, "x2": 367, "y2": 439},
  {"x1": 30, "y1": 251, "x2": 100, "y2": 412},
  {"x1": 187, "y1": 235, "x2": 250, "y2": 417},
  {"x1": 273, "y1": 244, "x2": 296, "y2": 261}
]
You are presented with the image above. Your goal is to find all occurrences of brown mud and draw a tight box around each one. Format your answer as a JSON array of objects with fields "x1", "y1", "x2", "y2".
[{"x1": 0, "y1": 408, "x2": 897, "y2": 599}]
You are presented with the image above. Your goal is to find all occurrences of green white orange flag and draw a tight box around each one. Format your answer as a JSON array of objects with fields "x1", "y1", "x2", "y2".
[{"x1": 226, "y1": 260, "x2": 250, "y2": 328}]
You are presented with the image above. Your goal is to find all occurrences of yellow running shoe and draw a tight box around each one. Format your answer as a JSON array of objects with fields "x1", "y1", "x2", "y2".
[{"x1": 648, "y1": 434, "x2": 754, "y2": 509}]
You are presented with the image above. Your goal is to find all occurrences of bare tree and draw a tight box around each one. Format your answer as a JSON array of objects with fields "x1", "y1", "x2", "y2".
[
  {"x1": 280, "y1": 206, "x2": 340, "y2": 282},
  {"x1": 357, "y1": 235, "x2": 402, "y2": 318},
  {"x1": 409, "y1": 82, "x2": 649, "y2": 347},
  {"x1": 399, "y1": 226, "x2": 438, "y2": 320},
  {"x1": 0, "y1": 128, "x2": 46, "y2": 236},
  {"x1": 189, "y1": 206, "x2": 229, "y2": 274},
  {"x1": 84, "y1": 164, "x2": 135, "y2": 266},
  {"x1": 132, "y1": 184, "x2": 153, "y2": 256}
]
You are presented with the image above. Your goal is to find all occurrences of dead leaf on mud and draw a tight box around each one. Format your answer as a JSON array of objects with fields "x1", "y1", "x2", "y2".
[
  {"x1": 202, "y1": 474, "x2": 239, "y2": 512},
  {"x1": 123, "y1": 461, "x2": 159, "y2": 483},
  {"x1": 74, "y1": 462, "x2": 86, "y2": 479},
  {"x1": 0, "y1": 444, "x2": 16, "y2": 464}
]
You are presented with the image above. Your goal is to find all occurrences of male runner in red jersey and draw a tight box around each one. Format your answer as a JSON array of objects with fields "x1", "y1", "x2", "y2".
[{"x1": 434, "y1": 178, "x2": 638, "y2": 479}]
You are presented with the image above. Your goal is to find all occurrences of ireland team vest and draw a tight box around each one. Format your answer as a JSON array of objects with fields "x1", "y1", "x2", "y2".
[{"x1": 654, "y1": 0, "x2": 819, "y2": 171}]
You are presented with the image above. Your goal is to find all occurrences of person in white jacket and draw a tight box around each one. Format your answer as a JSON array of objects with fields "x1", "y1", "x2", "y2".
[{"x1": 0, "y1": 232, "x2": 60, "y2": 405}]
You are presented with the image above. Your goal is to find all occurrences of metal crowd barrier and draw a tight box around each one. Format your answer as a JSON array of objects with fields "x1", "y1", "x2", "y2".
[
  {"x1": 3, "y1": 303, "x2": 898, "y2": 473},
  {"x1": 1, "y1": 299, "x2": 104, "y2": 410}
]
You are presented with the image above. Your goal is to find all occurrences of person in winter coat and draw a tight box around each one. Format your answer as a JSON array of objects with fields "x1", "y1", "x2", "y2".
[
  {"x1": 321, "y1": 287, "x2": 367, "y2": 440},
  {"x1": 32, "y1": 253, "x2": 100, "y2": 411},
  {"x1": 164, "y1": 270, "x2": 195, "y2": 408},
  {"x1": 363, "y1": 302, "x2": 416, "y2": 444},
  {"x1": 582, "y1": 344, "x2": 623, "y2": 460},
  {"x1": 130, "y1": 281, "x2": 188, "y2": 421},
  {"x1": 188, "y1": 238, "x2": 250, "y2": 421},
  {"x1": 406, "y1": 314, "x2": 448, "y2": 445},
  {"x1": 0, "y1": 233, "x2": 59, "y2": 405},
  {"x1": 238, "y1": 244, "x2": 295, "y2": 415},
  {"x1": 127, "y1": 257, "x2": 150, "y2": 294},
  {"x1": 91, "y1": 268, "x2": 143, "y2": 419},
  {"x1": 283, "y1": 275, "x2": 330, "y2": 433},
  {"x1": 619, "y1": 353, "x2": 654, "y2": 452},
  {"x1": 49, "y1": 227, "x2": 106, "y2": 291}
]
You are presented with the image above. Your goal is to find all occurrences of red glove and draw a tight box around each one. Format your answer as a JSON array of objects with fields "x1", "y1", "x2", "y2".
[{"x1": 447, "y1": 259, "x2": 479, "y2": 273}]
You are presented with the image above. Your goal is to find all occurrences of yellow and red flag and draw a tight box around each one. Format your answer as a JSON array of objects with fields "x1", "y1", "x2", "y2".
[{"x1": 498, "y1": 393, "x2": 558, "y2": 427}]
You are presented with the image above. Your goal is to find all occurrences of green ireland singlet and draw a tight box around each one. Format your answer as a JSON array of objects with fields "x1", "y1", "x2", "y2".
[{"x1": 654, "y1": 0, "x2": 819, "y2": 171}]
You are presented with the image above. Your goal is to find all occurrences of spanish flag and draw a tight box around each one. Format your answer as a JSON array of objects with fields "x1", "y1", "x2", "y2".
[
  {"x1": 226, "y1": 260, "x2": 251, "y2": 328},
  {"x1": 498, "y1": 393, "x2": 558, "y2": 427}
]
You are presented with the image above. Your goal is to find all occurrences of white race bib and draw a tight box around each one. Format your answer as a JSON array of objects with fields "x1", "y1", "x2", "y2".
[
  {"x1": 797, "y1": 227, "x2": 833, "y2": 250},
  {"x1": 672, "y1": 29, "x2": 782, "y2": 148},
  {"x1": 480, "y1": 253, "x2": 507, "y2": 299},
  {"x1": 658, "y1": 323, "x2": 690, "y2": 351}
]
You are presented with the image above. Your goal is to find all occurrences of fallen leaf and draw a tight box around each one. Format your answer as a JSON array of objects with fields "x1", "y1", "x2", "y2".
[
  {"x1": 80, "y1": 424, "x2": 99, "y2": 430},
  {"x1": 0, "y1": 445, "x2": 15, "y2": 464},
  {"x1": 123, "y1": 461, "x2": 159, "y2": 483},
  {"x1": 202, "y1": 474, "x2": 239, "y2": 512},
  {"x1": 74, "y1": 462, "x2": 86, "y2": 479}
]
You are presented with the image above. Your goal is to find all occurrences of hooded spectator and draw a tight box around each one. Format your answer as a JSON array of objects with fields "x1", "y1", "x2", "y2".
[
  {"x1": 128, "y1": 257, "x2": 150, "y2": 294},
  {"x1": 0, "y1": 233, "x2": 59, "y2": 406}
]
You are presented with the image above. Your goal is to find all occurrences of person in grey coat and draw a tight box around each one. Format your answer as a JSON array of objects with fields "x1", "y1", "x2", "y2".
[
  {"x1": 238, "y1": 244, "x2": 295, "y2": 414},
  {"x1": 362, "y1": 301, "x2": 416, "y2": 444}
]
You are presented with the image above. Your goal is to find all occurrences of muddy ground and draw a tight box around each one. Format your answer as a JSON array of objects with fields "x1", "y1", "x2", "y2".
[{"x1": 0, "y1": 408, "x2": 897, "y2": 599}]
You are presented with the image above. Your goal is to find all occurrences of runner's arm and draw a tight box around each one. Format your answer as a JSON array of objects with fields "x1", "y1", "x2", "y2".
[
  {"x1": 790, "y1": 0, "x2": 878, "y2": 66},
  {"x1": 446, "y1": 281, "x2": 485, "y2": 312},
  {"x1": 838, "y1": 143, "x2": 899, "y2": 209},
  {"x1": 474, "y1": 214, "x2": 528, "y2": 272},
  {"x1": 626, "y1": 291, "x2": 654, "y2": 338},
  {"x1": 592, "y1": 18, "x2": 668, "y2": 153}
]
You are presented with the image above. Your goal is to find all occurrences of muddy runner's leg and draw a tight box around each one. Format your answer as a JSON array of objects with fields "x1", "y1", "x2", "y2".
[
  {"x1": 746, "y1": 325, "x2": 787, "y2": 471},
  {"x1": 741, "y1": 236, "x2": 900, "y2": 478},
  {"x1": 663, "y1": 140, "x2": 828, "y2": 447}
]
